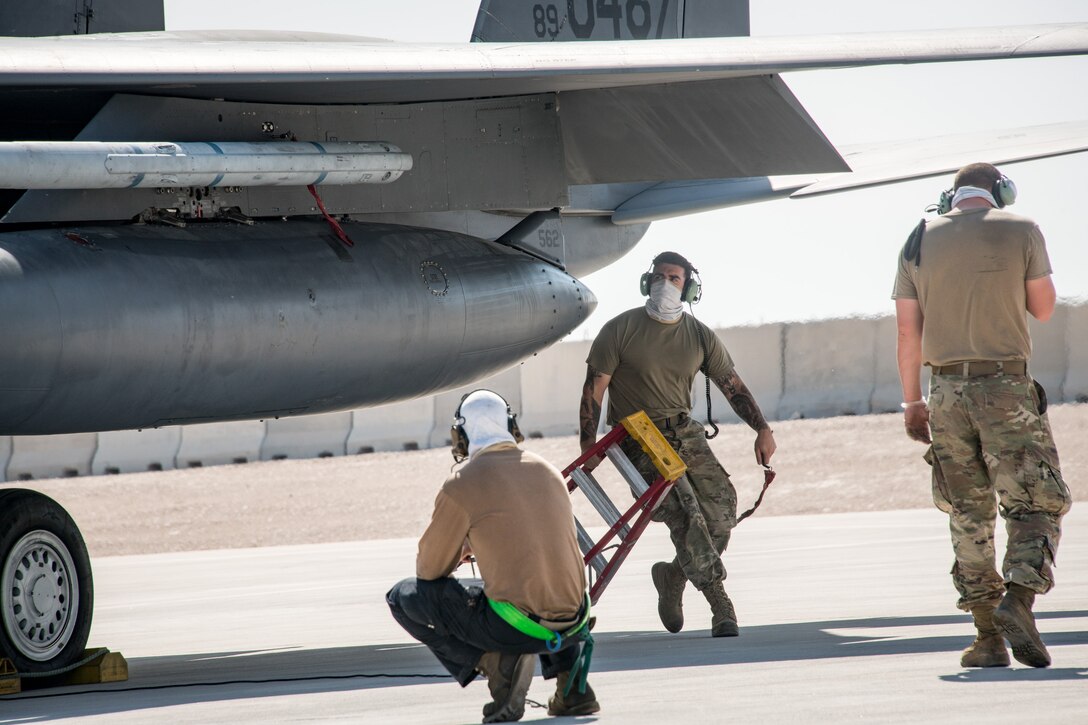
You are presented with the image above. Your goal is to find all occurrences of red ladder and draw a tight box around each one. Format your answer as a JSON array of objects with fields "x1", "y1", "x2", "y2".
[{"x1": 562, "y1": 411, "x2": 688, "y2": 604}]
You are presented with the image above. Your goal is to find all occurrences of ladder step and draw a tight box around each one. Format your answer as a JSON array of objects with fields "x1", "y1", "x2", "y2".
[
  {"x1": 570, "y1": 468, "x2": 630, "y2": 538},
  {"x1": 574, "y1": 518, "x2": 607, "y2": 576},
  {"x1": 605, "y1": 443, "x2": 649, "y2": 497}
]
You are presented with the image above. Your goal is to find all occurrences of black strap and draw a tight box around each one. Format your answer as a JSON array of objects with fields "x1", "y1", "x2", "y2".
[
  {"x1": 693, "y1": 317, "x2": 719, "y2": 440},
  {"x1": 902, "y1": 218, "x2": 926, "y2": 268}
]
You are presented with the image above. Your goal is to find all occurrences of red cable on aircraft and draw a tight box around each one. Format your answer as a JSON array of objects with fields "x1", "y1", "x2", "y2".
[{"x1": 306, "y1": 184, "x2": 354, "y2": 248}]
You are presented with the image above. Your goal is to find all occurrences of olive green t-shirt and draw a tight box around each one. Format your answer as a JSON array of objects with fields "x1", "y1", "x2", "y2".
[
  {"x1": 587, "y1": 308, "x2": 734, "y2": 425},
  {"x1": 891, "y1": 208, "x2": 1052, "y2": 366}
]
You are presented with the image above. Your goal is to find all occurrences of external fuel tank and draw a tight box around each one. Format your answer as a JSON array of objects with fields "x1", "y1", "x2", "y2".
[{"x1": 0, "y1": 219, "x2": 594, "y2": 434}]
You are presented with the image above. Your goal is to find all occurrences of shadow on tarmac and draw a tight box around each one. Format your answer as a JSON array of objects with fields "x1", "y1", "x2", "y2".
[
  {"x1": 589, "y1": 610, "x2": 1088, "y2": 674},
  {"x1": 939, "y1": 667, "x2": 1088, "y2": 683},
  {"x1": 2, "y1": 610, "x2": 1086, "y2": 719}
]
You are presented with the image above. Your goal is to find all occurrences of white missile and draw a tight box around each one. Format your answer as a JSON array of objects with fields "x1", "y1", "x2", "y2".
[{"x1": 0, "y1": 141, "x2": 413, "y2": 189}]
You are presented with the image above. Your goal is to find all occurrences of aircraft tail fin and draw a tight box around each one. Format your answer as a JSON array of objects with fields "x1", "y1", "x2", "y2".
[
  {"x1": 0, "y1": 0, "x2": 164, "y2": 37},
  {"x1": 471, "y1": 0, "x2": 749, "y2": 42}
]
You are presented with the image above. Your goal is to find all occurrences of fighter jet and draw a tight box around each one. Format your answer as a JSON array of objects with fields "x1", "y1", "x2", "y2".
[{"x1": 1, "y1": 0, "x2": 1086, "y2": 675}]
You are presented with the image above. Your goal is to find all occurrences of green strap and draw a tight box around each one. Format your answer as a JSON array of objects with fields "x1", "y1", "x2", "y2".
[
  {"x1": 489, "y1": 599, "x2": 560, "y2": 641},
  {"x1": 564, "y1": 632, "x2": 594, "y2": 697},
  {"x1": 487, "y1": 593, "x2": 591, "y2": 646}
]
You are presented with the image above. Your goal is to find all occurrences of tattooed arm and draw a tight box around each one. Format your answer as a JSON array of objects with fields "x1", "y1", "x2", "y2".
[
  {"x1": 579, "y1": 365, "x2": 612, "y2": 453},
  {"x1": 712, "y1": 369, "x2": 777, "y2": 465}
]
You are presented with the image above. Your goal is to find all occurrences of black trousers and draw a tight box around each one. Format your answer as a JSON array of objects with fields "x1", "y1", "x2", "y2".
[{"x1": 386, "y1": 576, "x2": 582, "y2": 687}]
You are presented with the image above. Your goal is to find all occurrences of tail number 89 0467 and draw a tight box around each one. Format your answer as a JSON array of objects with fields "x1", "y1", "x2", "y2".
[{"x1": 532, "y1": 0, "x2": 672, "y2": 40}]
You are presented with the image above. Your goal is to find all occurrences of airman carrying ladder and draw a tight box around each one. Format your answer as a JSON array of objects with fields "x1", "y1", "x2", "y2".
[{"x1": 562, "y1": 411, "x2": 688, "y2": 604}]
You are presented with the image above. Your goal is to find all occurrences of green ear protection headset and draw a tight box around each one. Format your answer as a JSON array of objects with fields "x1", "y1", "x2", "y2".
[
  {"x1": 937, "y1": 174, "x2": 1017, "y2": 215},
  {"x1": 450, "y1": 390, "x2": 524, "y2": 463},
  {"x1": 640, "y1": 253, "x2": 702, "y2": 304}
]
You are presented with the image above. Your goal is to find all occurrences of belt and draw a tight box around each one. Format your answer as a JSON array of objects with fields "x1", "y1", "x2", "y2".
[
  {"x1": 653, "y1": 412, "x2": 689, "y2": 431},
  {"x1": 931, "y1": 360, "x2": 1027, "y2": 377},
  {"x1": 488, "y1": 593, "x2": 591, "y2": 650}
]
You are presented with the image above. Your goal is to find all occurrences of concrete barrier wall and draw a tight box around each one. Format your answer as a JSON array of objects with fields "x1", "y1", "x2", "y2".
[
  {"x1": 261, "y1": 411, "x2": 352, "y2": 461},
  {"x1": 1064, "y1": 303, "x2": 1088, "y2": 403},
  {"x1": 691, "y1": 324, "x2": 784, "y2": 425},
  {"x1": 6, "y1": 433, "x2": 98, "y2": 481},
  {"x1": 520, "y1": 340, "x2": 592, "y2": 437},
  {"x1": 778, "y1": 317, "x2": 882, "y2": 419},
  {"x1": 1028, "y1": 307, "x2": 1069, "y2": 402},
  {"x1": 871, "y1": 315, "x2": 902, "y2": 414},
  {"x1": 3, "y1": 303, "x2": 1083, "y2": 481},
  {"x1": 174, "y1": 420, "x2": 266, "y2": 468},
  {"x1": 348, "y1": 397, "x2": 435, "y2": 454},
  {"x1": 92, "y1": 427, "x2": 182, "y2": 475},
  {"x1": 0, "y1": 436, "x2": 11, "y2": 482}
]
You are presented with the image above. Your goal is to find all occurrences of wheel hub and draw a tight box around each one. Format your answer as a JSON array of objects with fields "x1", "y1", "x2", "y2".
[{"x1": 2, "y1": 530, "x2": 79, "y2": 662}]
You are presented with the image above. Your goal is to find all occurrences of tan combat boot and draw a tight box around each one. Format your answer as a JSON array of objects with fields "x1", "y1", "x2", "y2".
[
  {"x1": 960, "y1": 606, "x2": 1009, "y2": 668},
  {"x1": 547, "y1": 671, "x2": 601, "y2": 717},
  {"x1": 702, "y1": 581, "x2": 739, "y2": 637},
  {"x1": 477, "y1": 651, "x2": 535, "y2": 722},
  {"x1": 993, "y1": 583, "x2": 1051, "y2": 668},
  {"x1": 651, "y1": 560, "x2": 686, "y2": 633}
]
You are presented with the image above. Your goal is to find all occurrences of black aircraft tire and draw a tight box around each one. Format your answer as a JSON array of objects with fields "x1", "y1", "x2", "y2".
[{"x1": 0, "y1": 489, "x2": 94, "y2": 674}]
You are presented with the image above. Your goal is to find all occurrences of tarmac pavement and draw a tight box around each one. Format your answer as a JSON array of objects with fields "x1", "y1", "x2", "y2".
[{"x1": 2, "y1": 507, "x2": 1086, "y2": 723}]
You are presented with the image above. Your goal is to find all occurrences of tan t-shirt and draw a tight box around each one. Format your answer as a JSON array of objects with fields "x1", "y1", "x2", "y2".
[
  {"x1": 587, "y1": 308, "x2": 734, "y2": 425},
  {"x1": 416, "y1": 443, "x2": 586, "y2": 621},
  {"x1": 891, "y1": 208, "x2": 1052, "y2": 366}
]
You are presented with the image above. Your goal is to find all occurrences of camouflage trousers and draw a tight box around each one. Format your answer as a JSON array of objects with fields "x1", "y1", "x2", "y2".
[
  {"x1": 620, "y1": 417, "x2": 737, "y2": 591},
  {"x1": 926, "y1": 373, "x2": 1071, "y2": 611}
]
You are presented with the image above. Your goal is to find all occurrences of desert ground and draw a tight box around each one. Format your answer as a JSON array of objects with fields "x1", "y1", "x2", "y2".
[{"x1": 10, "y1": 404, "x2": 1086, "y2": 558}]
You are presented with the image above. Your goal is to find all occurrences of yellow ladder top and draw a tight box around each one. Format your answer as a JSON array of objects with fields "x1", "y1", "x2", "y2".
[{"x1": 619, "y1": 411, "x2": 687, "y2": 482}]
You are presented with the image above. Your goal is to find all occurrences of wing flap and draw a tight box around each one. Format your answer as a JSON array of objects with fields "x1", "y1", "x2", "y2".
[
  {"x1": 793, "y1": 121, "x2": 1088, "y2": 196},
  {"x1": 611, "y1": 121, "x2": 1088, "y2": 223},
  {"x1": 561, "y1": 76, "x2": 847, "y2": 185}
]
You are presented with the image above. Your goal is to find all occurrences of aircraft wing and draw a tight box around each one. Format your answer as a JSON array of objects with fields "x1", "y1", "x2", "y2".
[
  {"x1": 3, "y1": 22, "x2": 1088, "y2": 225},
  {"x1": 611, "y1": 120, "x2": 1088, "y2": 223},
  {"x1": 0, "y1": 24, "x2": 1085, "y2": 104}
]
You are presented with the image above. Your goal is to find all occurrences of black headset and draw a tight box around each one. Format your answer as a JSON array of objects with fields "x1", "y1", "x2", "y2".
[
  {"x1": 640, "y1": 253, "x2": 702, "y2": 304},
  {"x1": 936, "y1": 174, "x2": 1017, "y2": 215},
  {"x1": 450, "y1": 389, "x2": 524, "y2": 463}
]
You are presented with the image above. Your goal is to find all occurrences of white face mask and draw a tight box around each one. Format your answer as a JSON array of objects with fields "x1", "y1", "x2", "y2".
[
  {"x1": 645, "y1": 279, "x2": 683, "y2": 322},
  {"x1": 951, "y1": 185, "x2": 997, "y2": 209}
]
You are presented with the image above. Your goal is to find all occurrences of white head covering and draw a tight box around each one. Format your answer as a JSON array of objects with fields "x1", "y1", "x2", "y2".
[
  {"x1": 459, "y1": 390, "x2": 517, "y2": 458},
  {"x1": 645, "y1": 279, "x2": 684, "y2": 322},
  {"x1": 951, "y1": 185, "x2": 997, "y2": 209}
]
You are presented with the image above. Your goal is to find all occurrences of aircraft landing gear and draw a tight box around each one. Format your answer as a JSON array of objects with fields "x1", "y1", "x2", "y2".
[{"x1": 0, "y1": 489, "x2": 94, "y2": 675}]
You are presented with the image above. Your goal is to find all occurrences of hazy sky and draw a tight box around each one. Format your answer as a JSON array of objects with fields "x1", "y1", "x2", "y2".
[{"x1": 163, "y1": 1, "x2": 1088, "y2": 337}]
